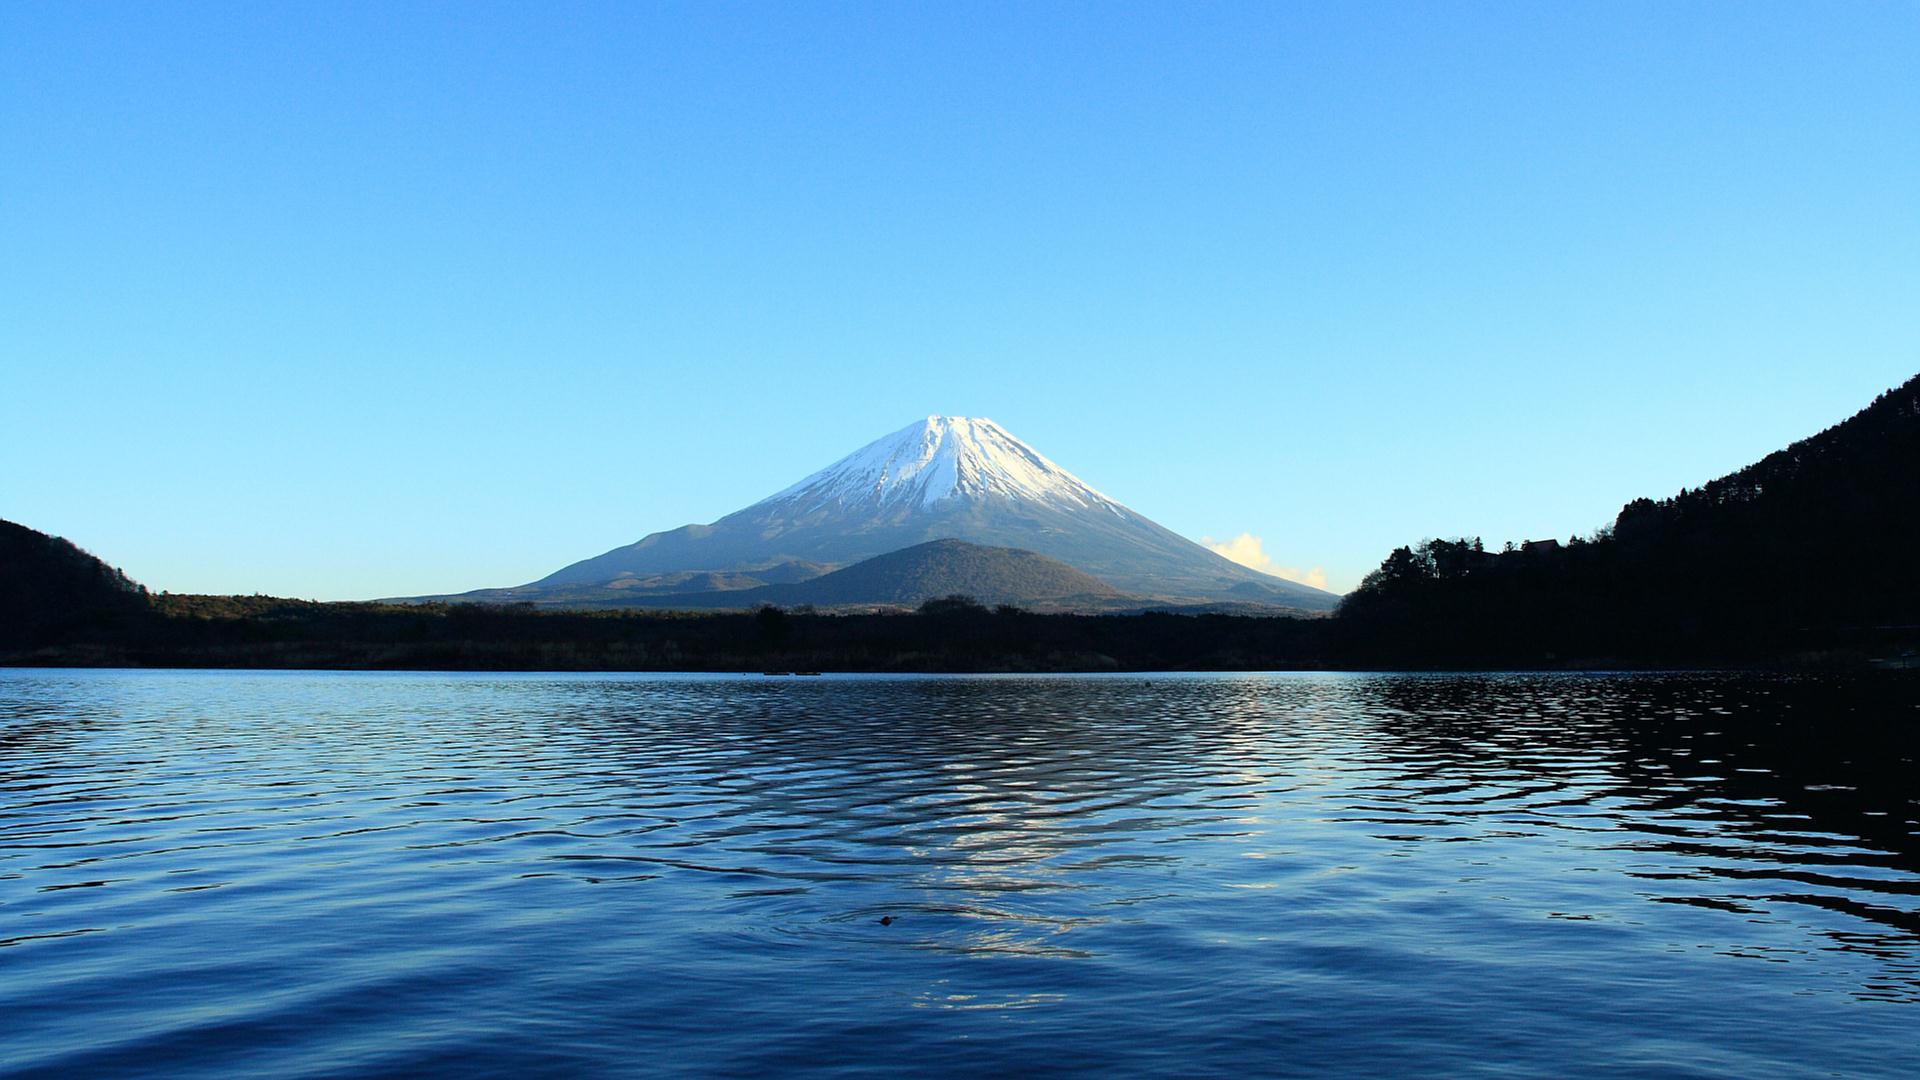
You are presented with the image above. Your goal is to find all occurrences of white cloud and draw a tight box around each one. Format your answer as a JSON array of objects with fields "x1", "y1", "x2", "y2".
[{"x1": 1202, "y1": 532, "x2": 1329, "y2": 591}]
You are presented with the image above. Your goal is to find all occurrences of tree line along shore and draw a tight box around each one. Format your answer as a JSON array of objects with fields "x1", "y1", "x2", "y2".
[{"x1": 6, "y1": 375, "x2": 1917, "y2": 673}]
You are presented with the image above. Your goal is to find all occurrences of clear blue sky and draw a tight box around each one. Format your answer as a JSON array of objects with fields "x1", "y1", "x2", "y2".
[{"x1": 4, "y1": 3, "x2": 1916, "y2": 599}]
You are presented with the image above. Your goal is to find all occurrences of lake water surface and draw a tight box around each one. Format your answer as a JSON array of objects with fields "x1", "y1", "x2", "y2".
[{"x1": 1, "y1": 670, "x2": 1917, "y2": 1077}]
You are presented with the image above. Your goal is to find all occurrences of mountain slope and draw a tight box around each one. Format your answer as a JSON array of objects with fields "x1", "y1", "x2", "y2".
[
  {"x1": 0, "y1": 519, "x2": 150, "y2": 645},
  {"x1": 1336, "y1": 372, "x2": 1920, "y2": 662},
  {"x1": 526, "y1": 416, "x2": 1334, "y2": 609},
  {"x1": 642, "y1": 539, "x2": 1126, "y2": 610}
]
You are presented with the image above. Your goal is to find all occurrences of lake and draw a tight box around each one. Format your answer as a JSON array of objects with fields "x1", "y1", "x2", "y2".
[{"x1": 1, "y1": 670, "x2": 1916, "y2": 1077}]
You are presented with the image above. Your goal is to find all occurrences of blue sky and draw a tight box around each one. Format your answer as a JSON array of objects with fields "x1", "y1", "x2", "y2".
[{"x1": 4, "y1": 3, "x2": 1916, "y2": 599}]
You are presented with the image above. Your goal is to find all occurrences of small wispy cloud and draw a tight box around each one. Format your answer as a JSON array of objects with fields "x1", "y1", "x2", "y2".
[{"x1": 1202, "y1": 532, "x2": 1329, "y2": 590}]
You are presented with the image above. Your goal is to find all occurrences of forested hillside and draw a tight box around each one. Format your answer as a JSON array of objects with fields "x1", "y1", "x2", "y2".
[
  {"x1": 0, "y1": 520, "x2": 150, "y2": 646},
  {"x1": 1336, "y1": 374, "x2": 1920, "y2": 664}
]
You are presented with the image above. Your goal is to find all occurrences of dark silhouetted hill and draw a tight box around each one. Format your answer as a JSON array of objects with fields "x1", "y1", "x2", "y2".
[
  {"x1": 1337, "y1": 373, "x2": 1920, "y2": 665},
  {"x1": 0, "y1": 519, "x2": 150, "y2": 646}
]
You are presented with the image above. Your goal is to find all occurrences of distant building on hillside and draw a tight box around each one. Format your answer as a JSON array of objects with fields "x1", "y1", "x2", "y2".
[{"x1": 1521, "y1": 539, "x2": 1562, "y2": 555}]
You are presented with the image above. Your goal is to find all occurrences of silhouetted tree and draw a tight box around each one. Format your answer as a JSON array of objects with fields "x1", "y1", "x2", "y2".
[
  {"x1": 918, "y1": 594, "x2": 987, "y2": 616},
  {"x1": 754, "y1": 604, "x2": 791, "y2": 648}
]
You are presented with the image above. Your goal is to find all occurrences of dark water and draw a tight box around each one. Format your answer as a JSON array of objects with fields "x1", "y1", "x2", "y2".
[{"x1": 1, "y1": 671, "x2": 1917, "y2": 1078}]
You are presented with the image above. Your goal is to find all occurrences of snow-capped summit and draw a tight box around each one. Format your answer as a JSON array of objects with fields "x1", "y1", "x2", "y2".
[
  {"x1": 518, "y1": 416, "x2": 1335, "y2": 610},
  {"x1": 760, "y1": 416, "x2": 1120, "y2": 513}
]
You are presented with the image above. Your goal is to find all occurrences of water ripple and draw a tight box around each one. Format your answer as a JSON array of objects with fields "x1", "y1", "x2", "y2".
[{"x1": 0, "y1": 670, "x2": 1916, "y2": 1078}]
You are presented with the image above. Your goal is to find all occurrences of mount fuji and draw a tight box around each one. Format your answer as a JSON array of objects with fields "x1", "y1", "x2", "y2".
[{"x1": 457, "y1": 417, "x2": 1336, "y2": 611}]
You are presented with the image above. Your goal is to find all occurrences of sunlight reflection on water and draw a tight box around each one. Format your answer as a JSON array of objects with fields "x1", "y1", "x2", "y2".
[{"x1": 0, "y1": 670, "x2": 1916, "y2": 1078}]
